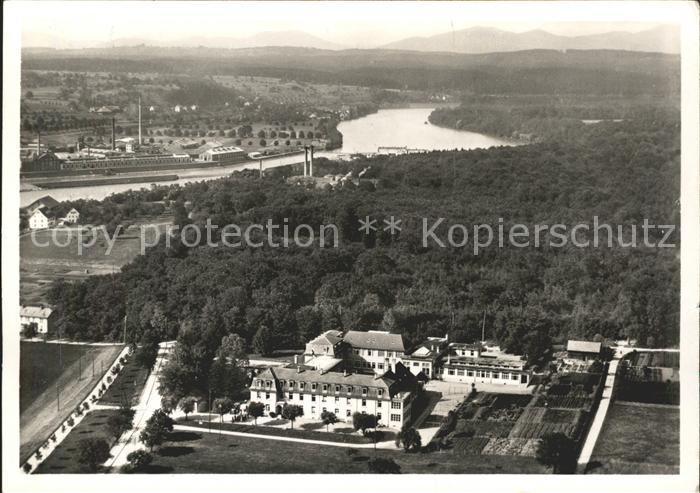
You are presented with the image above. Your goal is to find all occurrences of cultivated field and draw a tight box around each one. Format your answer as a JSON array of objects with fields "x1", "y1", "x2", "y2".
[
  {"x1": 587, "y1": 401, "x2": 679, "y2": 474},
  {"x1": 20, "y1": 219, "x2": 169, "y2": 305},
  {"x1": 20, "y1": 342, "x2": 124, "y2": 463}
]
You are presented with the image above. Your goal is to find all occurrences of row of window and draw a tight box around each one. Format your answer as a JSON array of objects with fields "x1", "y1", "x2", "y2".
[
  {"x1": 352, "y1": 349, "x2": 403, "y2": 358},
  {"x1": 354, "y1": 360, "x2": 386, "y2": 370},
  {"x1": 445, "y1": 369, "x2": 520, "y2": 380},
  {"x1": 260, "y1": 404, "x2": 402, "y2": 424},
  {"x1": 256, "y1": 379, "x2": 384, "y2": 397}
]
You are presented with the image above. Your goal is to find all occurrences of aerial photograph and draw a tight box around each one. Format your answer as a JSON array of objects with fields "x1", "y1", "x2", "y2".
[{"x1": 3, "y1": 1, "x2": 698, "y2": 490}]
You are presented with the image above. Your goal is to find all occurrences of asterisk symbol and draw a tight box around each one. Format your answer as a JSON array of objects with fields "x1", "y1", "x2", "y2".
[
  {"x1": 358, "y1": 216, "x2": 377, "y2": 234},
  {"x1": 383, "y1": 216, "x2": 402, "y2": 234}
]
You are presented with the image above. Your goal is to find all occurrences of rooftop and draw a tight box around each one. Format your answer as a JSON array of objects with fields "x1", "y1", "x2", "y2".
[
  {"x1": 258, "y1": 365, "x2": 395, "y2": 390},
  {"x1": 567, "y1": 340, "x2": 602, "y2": 354},
  {"x1": 343, "y1": 330, "x2": 405, "y2": 352},
  {"x1": 20, "y1": 306, "x2": 53, "y2": 319},
  {"x1": 307, "y1": 330, "x2": 344, "y2": 348},
  {"x1": 203, "y1": 146, "x2": 245, "y2": 155}
]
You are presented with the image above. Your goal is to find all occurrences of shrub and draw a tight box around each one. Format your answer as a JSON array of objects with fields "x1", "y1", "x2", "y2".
[
  {"x1": 66, "y1": 416, "x2": 75, "y2": 427},
  {"x1": 83, "y1": 402, "x2": 90, "y2": 410},
  {"x1": 107, "y1": 376, "x2": 113, "y2": 384},
  {"x1": 120, "y1": 357, "x2": 127, "y2": 365},
  {"x1": 101, "y1": 383, "x2": 107, "y2": 391},
  {"x1": 269, "y1": 412, "x2": 277, "y2": 418},
  {"x1": 23, "y1": 463, "x2": 32, "y2": 473},
  {"x1": 126, "y1": 449, "x2": 153, "y2": 472},
  {"x1": 35, "y1": 451, "x2": 42, "y2": 460},
  {"x1": 61, "y1": 424, "x2": 66, "y2": 433},
  {"x1": 111, "y1": 365, "x2": 121, "y2": 375},
  {"x1": 50, "y1": 434, "x2": 57, "y2": 442}
]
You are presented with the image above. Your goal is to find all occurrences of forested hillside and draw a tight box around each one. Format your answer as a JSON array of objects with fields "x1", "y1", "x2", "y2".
[
  {"x1": 22, "y1": 48, "x2": 679, "y2": 95},
  {"x1": 47, "y1": 108, "x2": 680, "y2": 370}
]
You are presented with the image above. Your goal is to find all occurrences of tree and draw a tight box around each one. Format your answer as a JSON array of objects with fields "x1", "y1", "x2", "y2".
[
  {"x1": 126, "y1": 449, "x2": 153, "y2": 472},
  {"x1": 212, "y1": 397, "x2": 234, "y2": 424},
  {"x1": 321, "y1": 410, "x2": 339, "y2": 432},
  {"x1": 367, "y1": 457, "x2": 401, "y2": 474},
  {"x1": 21, "y1": 322, "x2": 38, "y2": 339},
  {"x1": 140, "y1": 409, "x2": 174, "y2": 451},
  {"x1": 248, "y1": 401, "x2": 265, "y2": 425},
  {"x1": 107, "y1": 405, "x2": 135, "y2": 439},
  {"x1": 77, "y1": 438, "x2": 110, "y2": 472},
  {"x1": 281, "y1": 403, "x2": 304, "y2": 429},
  {"x1": 395, "y1": 425, "x2": 422, "y2": 452},
  {"x1": 217, "y1": 334, "x2": 248, "y2": 366},
  {"x1": 536, "y1": 432, "x2": 577, "y2": 473},
  {"x1": 135, "y1": 333, "x2": 159, "y2": 370},
  {"x1": 252, "y1": 325, "x2": 274, "y2": 356},
  {"x1": 178, "y1": 396, "x2": 197, "y2": 421},
  {"x1": 352, "y1": 412, "x2": 377, "y2": 436}
]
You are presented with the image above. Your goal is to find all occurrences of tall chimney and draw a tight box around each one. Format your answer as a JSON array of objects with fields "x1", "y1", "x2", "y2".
[
  {"x1": 138, "y1": 95, "x2": 142, "y2": 147},
  {"x1": 111, "y1": 117, "x2": 116, "y2": 151},
  {"x1": 303, "y1": 146, "x2": 308, "y2": 177},
  {"x1": 259, "y1": 159, "x2": 263, "y2": 178},
  {"x1": 309, "y1": 145, "x2": 314, "y2": 177},
  {"x1": 37, "y1": 130, "x2": 41, "y2": 157}
]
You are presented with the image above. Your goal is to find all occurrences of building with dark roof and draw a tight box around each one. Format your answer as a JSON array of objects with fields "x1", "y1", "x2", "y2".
[
  {"x1": 249, "y1": 361, "x2": 418, "y2": 428},
  {"x1": 343, "y1": 330, "x2": 406, "y2": 375},
  {"x1": 566, "y1": 340, "x2": 602, "y2": 361}
]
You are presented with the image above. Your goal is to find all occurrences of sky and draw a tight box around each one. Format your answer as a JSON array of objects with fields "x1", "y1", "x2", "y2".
[{"x1": 17, "y1": 1, "x2": 682, "y2": 49}]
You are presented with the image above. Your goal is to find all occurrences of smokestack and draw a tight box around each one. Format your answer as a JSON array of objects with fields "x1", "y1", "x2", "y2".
[
  {"x1": 137, "y1": 95, "x2": 142, "y2": 147},
  {"x1": 37, "y1": 130, "x2": 41, "y2": 157},
  {"x1": 259, "y1": 159, "x2": 263, "y2": 178},
  {"x1": 309, "y1": 145, "x2": 314, "y2": 177},
  {"x1": 303, "y1": 146, "x2": 308, "y2": 177},
  {"x1": 111, "y1": 117, "x2": 116, "y2": 151}
]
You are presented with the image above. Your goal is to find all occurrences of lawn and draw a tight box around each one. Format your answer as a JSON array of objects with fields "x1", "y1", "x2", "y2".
[
  {"x1": 20, "y1": 342, "x2": 124, "y2": 463},
  {"x1": 99, "y1": 355, "x2": 150, "y2": 407},
  {"x1": 133, "y1": 430, "x2": 547, "y2": 474},
  {"x1": 175, "y1": 418, "x2": 395, "y2": 445},
  {"x1": 35, "y1": 409, "x2": 121, "y2": 474},
  {"x1": 587, "y1": 401, "x2": 680, "y2": 474}
]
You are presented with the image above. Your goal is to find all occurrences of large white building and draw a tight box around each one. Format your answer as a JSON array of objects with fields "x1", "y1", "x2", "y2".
[
  {"x1": 441, "y1": 343, "x2": 531, "y2": 386},
  {"x1": 343, "y1": 330, "x2": 406, "y2": 375},
  {"x1": 28, "y1": 207, "x2": 56, "y2": 230},
  {"x1": 401, "y1": 335, "x2": 449, "y2": 379},
  {"x1": 249, "y1": 362, "x2": 418, "y2": 429},
  {"x1": 199, "y1": 146, "x2": 247, "y2": 163},
  {"x1": 20, "y1": 305, "x2": 54, "y2": 334}
]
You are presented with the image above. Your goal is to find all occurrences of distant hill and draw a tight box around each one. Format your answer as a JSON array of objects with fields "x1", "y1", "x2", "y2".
[
  {"x1": 23, "y1": 29, "x2": 343, "y2": 51},
  {"x1": 381, "y1": 26, "x2": 680, "y2": 54},
  {"x1": 21, "y1": 46, "x2": 680, "y2": 96}
]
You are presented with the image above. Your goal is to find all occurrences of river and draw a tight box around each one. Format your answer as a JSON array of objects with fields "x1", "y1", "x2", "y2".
[{"x1": 20, "y1": 107, "x2": 513, "y2": 207}]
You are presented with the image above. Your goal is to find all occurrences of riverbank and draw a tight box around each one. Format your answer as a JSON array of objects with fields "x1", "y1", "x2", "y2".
[{"x1": 30, "y1": 174, "x2": 180, "y2": 189}]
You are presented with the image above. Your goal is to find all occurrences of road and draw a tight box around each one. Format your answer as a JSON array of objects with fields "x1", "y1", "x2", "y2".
[
  {"x1": 576, "y1": 358, "x2": 620, "y2": 472},
  {"x1": 576, "y1": 346, "x2": 680, "y2": 473},
  {"x1": 103, "y1": 341, "x2": 174, "y2": 471}
]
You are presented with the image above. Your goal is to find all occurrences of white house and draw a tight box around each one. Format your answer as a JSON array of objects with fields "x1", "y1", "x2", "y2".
[
  {"x1": 401, "y1": 335, "x2": 449, "y2": 379},
  {"x1": 63, "y1": 208, "x2": 80, "y2": 224},
  {"x1": 28, "y1": 207, "x2": 56, "y2": 230},
  {"x1": 441, "y1": 343, "x2": 531, "y2": 386},
  {"x1": 20, "y1": 305, "x2": 54, "y2": 334},
  {"x1": 249, "y1": 362, "x2": 418, "y2": 429},
  {"x1": 343, "y1": 330, "x2": 406, "y2": 375}
]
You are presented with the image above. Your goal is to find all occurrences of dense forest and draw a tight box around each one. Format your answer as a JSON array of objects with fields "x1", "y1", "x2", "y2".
[
  {"x1": 46, "y1": 106, "x2": 680, "y2": 399},
  {"x1": 429, "y1": 95, "x2": 679, "y2": 142}
]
